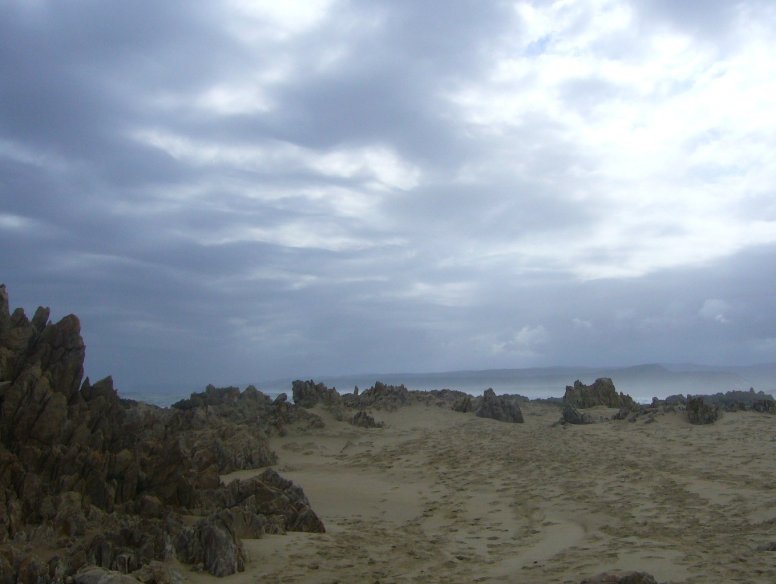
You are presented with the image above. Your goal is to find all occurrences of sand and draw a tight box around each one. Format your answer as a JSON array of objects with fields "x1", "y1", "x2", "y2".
[{"x1": 189, "y1": 403, "x2": 776, "y2": 583}]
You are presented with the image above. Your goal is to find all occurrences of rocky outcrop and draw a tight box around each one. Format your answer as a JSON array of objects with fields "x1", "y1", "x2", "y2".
[
  {"x1": 686, "y1": 396, "x2": 720, "y2": 424},
  {"x1": 351, "y1": 410, "x2": 383, "y2": 428},
  {"x1": 561, "y1": 404, "x2": 594, "y2": 425},
  {"x1": 474, "y1": 388, "x2": 524, "y2": 423},
  {"x1": 563, "y1": 378, "x2": 636, "y2": 410},
  {"x1": 452, "y1": 394, "x2": 474, "y2": 413},
  {"x1": 580, "y1": 572, "x2": 659, "y2": 583},
  {"x1": 688, "y1": 388, "x2": 775, "y2": 413},
  {"x1": 291, "y1": 379, "x2": 343, "y2": 409},
  {"x1": 0, "y1": 285, "x2": 325, "y2": 582},
  {"x1": 343, "y1": 381, "x2": 410, "y2": 411}
]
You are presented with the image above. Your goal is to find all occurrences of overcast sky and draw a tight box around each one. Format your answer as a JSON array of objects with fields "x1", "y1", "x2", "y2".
[{"x1": 2, "y1": 0, "x2": 776, "y2": 391}]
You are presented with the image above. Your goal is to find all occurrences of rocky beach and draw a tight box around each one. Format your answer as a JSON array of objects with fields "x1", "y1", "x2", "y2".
[{"x1": 2, "y1": 286, "x2": 776, "y2": 583}]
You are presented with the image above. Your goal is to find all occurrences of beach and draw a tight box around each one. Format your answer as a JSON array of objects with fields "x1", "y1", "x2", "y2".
[{"x1": 181, "y1": 402, "x2": 776, "y2": 583}]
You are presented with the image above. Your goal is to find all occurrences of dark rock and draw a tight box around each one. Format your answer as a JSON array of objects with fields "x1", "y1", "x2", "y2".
[
  {"x1": 131, "y1": 561, "x2": 184, "y2": 584},
  {"x1": 563, "y1": 378, "x2": 636, "y2": 410},
  {"x1": 291, "y1": 380, "x2": 341, "y2": 409},
  {"x1": 175, "y1": 515, "x2": 245, "y2": 577},
  {"x1": 0, "y1": 285, "x2": 326, "y2": 580},
  {"x1": 561, "y1": 404, "x2": 593, "y2": 425},
  {"x1": 752, "y1": 399, "x2": 775, "y2": 414},
  {"x1": 343, "y1": 381, "x2": 410, "y2": 411},
  {"x1": 74, "y1": 566, "x2": 141, "y2": 584},
  {"x1": 474, "y1": 389, "x2": 524, "y2": 423},
  {"x1": 351, "y1": 410, "x2": 383, "y2": 428},
  {"x1": 451, "y1": 394, "x2": 474, "y2": 413},
  {"x1": 686, "y1": 396, "x2": 720, "y2": 424},
  {"x1": 580, "y1": 572, "x2": 658, "y2": 583}
]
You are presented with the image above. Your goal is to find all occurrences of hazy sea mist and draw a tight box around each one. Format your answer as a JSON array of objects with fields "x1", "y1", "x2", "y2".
[{"x1": 120, "y1": 363, "x2": 776, "y2": 408}]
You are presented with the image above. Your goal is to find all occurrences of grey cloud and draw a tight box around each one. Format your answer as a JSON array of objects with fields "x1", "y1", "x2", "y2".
[{"x1": 1, "y1": 0, "x2": 775, "y2": 395}]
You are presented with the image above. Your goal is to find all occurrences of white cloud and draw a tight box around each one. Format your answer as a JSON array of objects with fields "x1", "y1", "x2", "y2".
[
  {"x1": 493, "y1": 325, "x2": 550, "y2": 355},
  {"x1": 0, "y1": 213, "x2": 37, "y2": 231},
  {"x1": 572, "y1": 317, "x2": 593, "y2": 329},
  {"x1": 444, "y1": 0, "x2": 776, "y2": 280},
  {"x1": 133, "y1": 129, "x2": 420, "y2": 192},
  {"x1": 224, "y1": 0, "x2": 336, "y2": 41},
  {"x1": 699, "y1": 299, "x2": 731, "y2": 324}
]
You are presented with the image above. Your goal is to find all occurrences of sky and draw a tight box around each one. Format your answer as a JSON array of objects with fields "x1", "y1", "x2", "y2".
[{"x1": 1, "y1": 0, "x2": 776, "y2": 392}]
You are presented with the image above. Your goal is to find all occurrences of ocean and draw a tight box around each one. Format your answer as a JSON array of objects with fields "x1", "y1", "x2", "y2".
[{"x1": 118, "y1": 363, "x2": 776, "y2": 407}]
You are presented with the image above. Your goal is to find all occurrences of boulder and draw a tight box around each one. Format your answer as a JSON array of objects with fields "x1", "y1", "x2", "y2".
[
  {"x1": 451, "y1": 394, "x2": 474, "y2": 413},
  {"x1": 580, "y1": 572, "x2": 658, "y2": 584},
  {"x1": 474, "y1": 388, "x2": 524, "y2": 423},
  {"x1": 74, "y1": 566, "x2": 142, "y2": 584},
  {"x1": 291, "y1": 380, "x2": 342, "y2": 409},
  {"x1": 563, "y1": 378, "x2": 636, "y2": 410},
  {"x1": 344, "y1": 381, "x2": 410, "y2": 411},
  {"x1": 351, "y1": 410, "x2": 383, "y2": 428},
  {"x1": 561, "y1": 404, "x2": 594, "y2": 425},
  {"x1": 686, "y1": 396, "x2": 720, "y2": 424}
]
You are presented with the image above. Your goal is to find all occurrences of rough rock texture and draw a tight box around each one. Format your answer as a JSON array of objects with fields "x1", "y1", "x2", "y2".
[
  {"x1": 451, "y1": 394, "x2": 474, "y2": 413},
  {"x1": 686, "y1": 396, "x2": 720, "y2": 424},
  {"x1": 0, "y1": 284, "x2": 325, "y2": 582},
  {"x1": 351, "y1": 410, "x2": 384, "y2": 428},
  {"x1": 580, "y1": 572, "x2": 659, "y2": 584},
  {"x1": 563, "y1": 378, "x2": 636, "y2": 410},
  {"x1": 474, "y1": 388, "x2": 524, "y2": 423},
  {"x1": 343, "y1": 381, "x2": 410, "y2": 411},
  {"x1": 753, "y1": 399, "x2": 776, "y2": 414},
  {"x1": 74, "y1": 566, "x2": 142, "y2": 584},
  {"x1": 691, "y1": 389, "x2": 775, "y2": 413},
  {"x1": 291, "y1": 379, "x2": 343, "y2": 409},
  {"x1": 561, "y1": 404, "x2": 594, "y2": 425}
]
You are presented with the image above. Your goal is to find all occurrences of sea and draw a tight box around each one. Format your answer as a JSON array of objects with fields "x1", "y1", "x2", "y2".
[{"x1": 117, "y1": 363, "x2": 776, "y2": 408}]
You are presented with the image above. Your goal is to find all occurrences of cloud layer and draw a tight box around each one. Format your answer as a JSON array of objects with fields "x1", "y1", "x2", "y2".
[{"x1": 2, "y1": 0, "x2": 775, "y2": 390}]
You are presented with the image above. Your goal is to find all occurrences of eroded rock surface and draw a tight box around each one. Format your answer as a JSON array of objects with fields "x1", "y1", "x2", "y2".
[
  {"x1": 686, "y1": 396, "x2": 720, "y2": 424},
  {"x1": 474, "y1": 388, "x2": 524, "y2": 423},
  {"x1": 0, "y1": 284, "x2": 324, "y2": 582},
  {"x1": 564, "y1": 378, "x2": 636, "y2": 410}
]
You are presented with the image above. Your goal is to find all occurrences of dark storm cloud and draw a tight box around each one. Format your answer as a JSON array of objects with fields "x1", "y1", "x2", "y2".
[{"x1": 2, "y1": 0, "x2": 775, "y2": 394}]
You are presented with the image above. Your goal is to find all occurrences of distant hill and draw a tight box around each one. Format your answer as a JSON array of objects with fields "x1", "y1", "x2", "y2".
[
  {"x1": 261, "y1": 363, "x2": 776, "y2": 405},
  {"x1": 121, "y1": 363, "x2": 776, "y2": 406}
]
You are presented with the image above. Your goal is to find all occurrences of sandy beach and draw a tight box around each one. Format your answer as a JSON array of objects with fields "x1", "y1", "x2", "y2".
[{"x1": 180, "y1": 402, "x2": 776, "y2": 583}]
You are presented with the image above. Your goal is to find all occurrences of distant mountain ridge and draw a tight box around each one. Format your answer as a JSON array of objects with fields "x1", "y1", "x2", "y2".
[
  {"x1": 263, "y1": 362, "x2": 776, "y2": 405},
  {"x1": 122, "y1": 362, "x2": 776, "y2": 406}
]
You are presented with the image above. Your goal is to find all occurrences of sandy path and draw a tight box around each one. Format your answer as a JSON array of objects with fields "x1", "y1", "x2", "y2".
[{"x1": 192, "y1": 403, "x2": 776, "y2": 583}]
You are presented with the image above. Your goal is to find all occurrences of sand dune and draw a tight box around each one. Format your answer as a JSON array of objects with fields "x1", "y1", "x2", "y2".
[{"x1": 201, "y1": 403, "x2": 776, "y2": 583}]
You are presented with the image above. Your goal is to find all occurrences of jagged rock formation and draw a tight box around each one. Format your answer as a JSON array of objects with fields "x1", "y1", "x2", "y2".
[
  {"x1": 689, "y1": 388, "x2": 775, "y2": 413},
  {"x1": 0, "y1": 284, "x2": 324, "y2": 582},
  {"x1": 291, "y1": 379, "x2": 343, "y2": 409},
  {"x1": 351, "y1": 410, "x2": 383, "y2": 428},
  {"x1": 561, "y1": 403, "x2": 594, "y2": 425},
  {"x1": 451, "y1": 394, "x2": 474, "y2": 413},
  {"x1": 580, "y1": 572, "x2": 659, "y2": 583},
  {"x1": 474, "y1": 388, "x2": 524, "y2": 423},
  {"x1": 686, "y1": 396, "x2": 720, "y2": 424},
  {"x1": 563, "y1": 378, "x2": 636, "y2": 410},
  {"x1": 343, "y1": 381, "x2": 410, "y2": 411}
]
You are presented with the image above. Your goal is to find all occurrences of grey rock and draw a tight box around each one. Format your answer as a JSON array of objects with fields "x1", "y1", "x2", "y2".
[
  {"x1": 564, "y1": 378, "x2": 636, "y2": 410},
  {"x1": 580, "y1": 571, "x2": 659, "y2": 584},
  {"x1": 351, "y1": 410, "x2": 383, "y2": 428},
  {"x1": 74, "y1": 566, "x2": 141, "y2": 584},
  {"x1": 562, "y1": 404, "x2": 594, "y2": 425},
  {"x1": 686, "y1": 396, "x2": 720, "y2": 424},
  {"x1": 474, "y1": 388, "x2": 524, "y2": 423}
]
